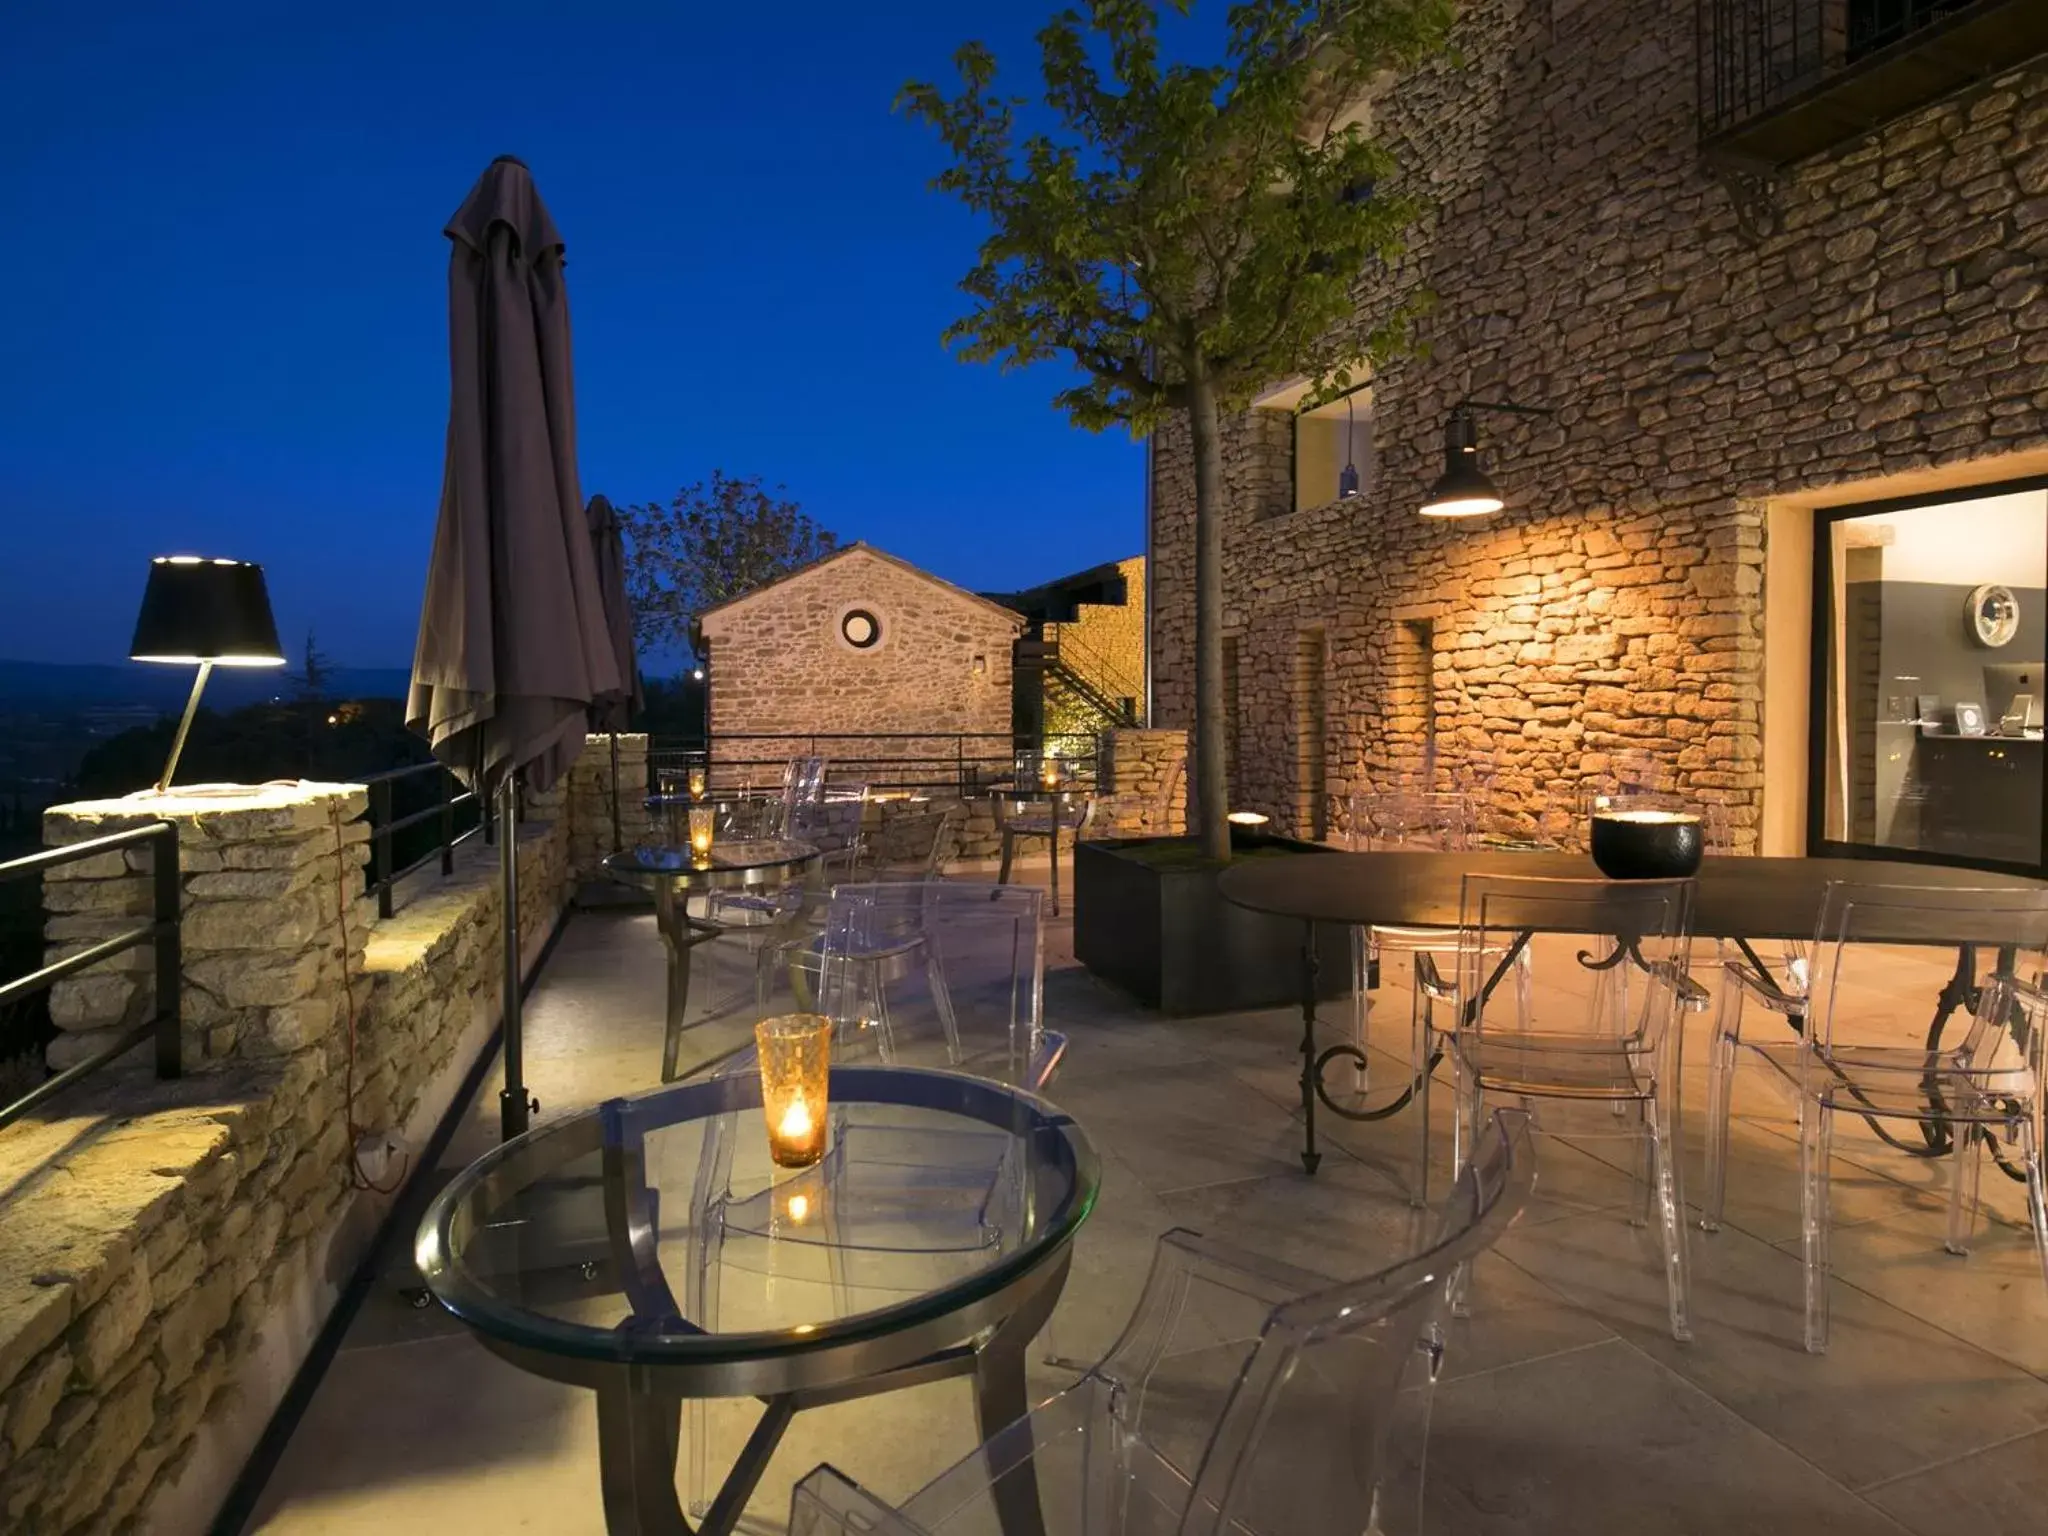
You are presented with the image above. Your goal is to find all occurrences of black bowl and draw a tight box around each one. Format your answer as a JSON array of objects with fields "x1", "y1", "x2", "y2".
[{"x1": 1590, "y1": 810, "x2": 1703, "y2": 880}]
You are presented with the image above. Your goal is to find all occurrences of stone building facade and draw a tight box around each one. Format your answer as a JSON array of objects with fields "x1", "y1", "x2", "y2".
[
  {"x1": 697, "y1": 543, "x2": 1024, "y2": 785},
  {"x1": 1148, "y1": 0, "x2": 2048, "y2": 852}
]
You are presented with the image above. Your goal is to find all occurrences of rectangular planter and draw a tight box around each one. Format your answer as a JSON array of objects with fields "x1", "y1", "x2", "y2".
[{"x1": 1073, "y1": 832, "x2": 1353, "y2": 1016}]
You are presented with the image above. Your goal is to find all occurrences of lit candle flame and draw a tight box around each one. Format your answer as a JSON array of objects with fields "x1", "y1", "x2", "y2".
[
  {"x1": 786, "y1": 1193, "x2": 810, "y2": 1222},
  {"x1": 778, "y1": 1096, "x2": 814, "y2": 1144}
]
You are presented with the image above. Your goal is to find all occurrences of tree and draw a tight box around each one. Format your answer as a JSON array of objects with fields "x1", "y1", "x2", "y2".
[
  {"x1": 294, "y1": 629, "x2": 334, "y2": 701},
  {"x1": 902, "y1": 0, "x2": 1453, "y2": 859},
  {"x1": 621, "y1": 472, "x2": 838, "y2": 653}
]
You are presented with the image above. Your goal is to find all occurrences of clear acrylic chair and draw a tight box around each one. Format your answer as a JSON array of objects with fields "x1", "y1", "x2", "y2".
[
  {"x1": 788, "y1": 1107, "x2": 1536, "y2": 1536},
  {"x1": 1344, "y1": 790, "x2": 1533, "y2": 1181},
  {"x1": 1416, "y1": 874, "x2": 1703, "y2": 1340},
  {"x1": 1342, "y1": 787, "x2": 1470, "y2": 1103},
  {"x1": 685, "y1": 881, "x2": 1058, "y2": 1514},
  {"x1": 1702, "y1": 880, "x2": 2048, "y2": 1353}
]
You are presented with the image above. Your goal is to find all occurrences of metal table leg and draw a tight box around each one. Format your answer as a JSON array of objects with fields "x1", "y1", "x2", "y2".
[
  {"x1": 1047, "y1": 796, "x2": 1062, "y2": 917},
  {"x1": 971, "y1": 1249, "x2": 1068, "y2": 1536},
  {"x1": 656, "y1": 882, "x2": 727, "y2": 1082},
  {"x1": 1299, "y1": 920, "x2": 1321, "y2": 1175},
  {"x1": 595, "y1": 1373, "x2": 690, "y2": 1535}
]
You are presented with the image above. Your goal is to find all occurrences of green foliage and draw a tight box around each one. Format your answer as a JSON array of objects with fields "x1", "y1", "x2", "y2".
[
  {"x1": 621, "y1": 472, "x2": 839, "y2": 653},
  {"x1": 898, "y1": 0, "x2": 1456, "y2": 433}
]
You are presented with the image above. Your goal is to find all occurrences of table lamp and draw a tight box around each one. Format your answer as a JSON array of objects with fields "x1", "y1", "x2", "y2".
[{"x1": 129, "y1": 556, "x2": 286, "y2": 792}]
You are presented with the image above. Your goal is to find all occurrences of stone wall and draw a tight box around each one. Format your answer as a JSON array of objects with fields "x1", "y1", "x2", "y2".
[
  {"x1": 563, "y1": 732, "x2": 655, "y2": 882},
  {"x1": 1148, "y1": 0, "x2": 2048, "y2": 850},
  {"x1": 0, "y1": 780, "x2": 572, "y2": 1534},
  {"x1": 699, "y1": 545, "x2": 1024, "y2": 783},
  {"x1": 1096, "y1": 728, "x2": 1189, "y2": 837}
]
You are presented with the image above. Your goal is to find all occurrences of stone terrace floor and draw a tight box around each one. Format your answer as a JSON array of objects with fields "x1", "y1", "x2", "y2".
[{"x1": 242, "y1": 866, "x2": 2048, "y2": 1535}]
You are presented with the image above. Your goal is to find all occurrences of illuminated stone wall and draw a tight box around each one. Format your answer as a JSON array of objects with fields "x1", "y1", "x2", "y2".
[{"x1": 1149, "y1": 0, "x2": 2048, "y2": 850}]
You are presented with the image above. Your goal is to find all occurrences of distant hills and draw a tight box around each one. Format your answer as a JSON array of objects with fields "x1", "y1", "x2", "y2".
[{"x1": 0, "y1": 659, "x2": 415, "y2": 714}]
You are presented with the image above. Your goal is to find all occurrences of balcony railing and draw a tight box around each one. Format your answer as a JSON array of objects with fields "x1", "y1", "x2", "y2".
[
  {"x1": 649, "y1": 732, "x2": 1102, "y2": 800},
  {"x1": 1698, "y1": 0, "x2": 2048, "y2": 166},
  {"x1": 0, "y1": 821, "x2": 181, "y2": 1133},
  {"x1": 363, "y1": 761, "x2": 489, "y2": 919}
]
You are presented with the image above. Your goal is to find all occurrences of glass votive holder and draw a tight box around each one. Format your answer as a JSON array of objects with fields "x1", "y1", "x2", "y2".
[
  {"x1": 688, "y1": 767, "x2": 708, "y2": 801},
  {"x1": 688, "y1": 805, "x2": 716, "y2": 864},
  {"x1": 756, "y1": 1014, "x2": 831, "y2": 1169}
]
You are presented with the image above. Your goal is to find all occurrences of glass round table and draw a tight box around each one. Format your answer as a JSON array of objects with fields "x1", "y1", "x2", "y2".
[
  {"x1": 416, "y1": 1066, "x2": 1099, "y2": 1535},
  {"x1": 603, "y1": 838, "x2": 823, "y2": 1080}
]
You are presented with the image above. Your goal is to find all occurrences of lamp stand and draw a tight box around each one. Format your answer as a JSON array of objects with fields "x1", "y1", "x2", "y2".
[{"x1": 157, "y1": 660, "x2": 214, "y2": 794}]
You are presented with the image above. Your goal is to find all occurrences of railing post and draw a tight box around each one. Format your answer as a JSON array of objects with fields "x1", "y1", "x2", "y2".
[
  {"x1": 152, "y1": 821, "x2": 182, "y2": 1080},
  {"x1": 440, "y1": 769, "x2": 457, "y2": 877}
]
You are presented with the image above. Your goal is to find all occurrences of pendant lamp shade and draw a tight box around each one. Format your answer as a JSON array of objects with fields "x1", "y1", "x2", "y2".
[{"x1": 1419, "y1": 409, "x2": 1506, "y2": 518}]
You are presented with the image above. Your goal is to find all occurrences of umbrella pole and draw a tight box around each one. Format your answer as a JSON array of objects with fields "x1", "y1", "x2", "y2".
[{"x1": 499, "y1": 773, "x2": 533, "y2": 1140}]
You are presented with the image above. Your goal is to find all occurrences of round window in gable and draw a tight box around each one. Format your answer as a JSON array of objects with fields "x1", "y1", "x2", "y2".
[{"x1": 840, "y1": 608, "x2": 882, "y2": 649}]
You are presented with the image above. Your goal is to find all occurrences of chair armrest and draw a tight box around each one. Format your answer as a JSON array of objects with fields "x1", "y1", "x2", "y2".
[
  {"x1": 790, "y1": 1464, "x2": 932, "y2": 1536},
  {"x1": 1413, "y1": 952, "x2": 1459, "y2": 1003},
  {"x1": 1646, "y1": 959, "x2": 1712, "y2": 1013},
  {"x1": 1720, "y1": 956, "x2": 1804, "y2": 1015}
]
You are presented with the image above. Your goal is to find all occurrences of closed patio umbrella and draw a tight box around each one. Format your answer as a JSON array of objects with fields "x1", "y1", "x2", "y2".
[
  {"x1": 585, "y1": 494, "x2": 643, "y2": 852},
  {"x1": 407, "y1": 155, "x2": 620, "y2": 1139}
]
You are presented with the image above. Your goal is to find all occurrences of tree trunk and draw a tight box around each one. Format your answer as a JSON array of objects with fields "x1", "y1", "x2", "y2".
[{"x1": 1187, "y1": 372, "x2": 1231, "y2": 863}]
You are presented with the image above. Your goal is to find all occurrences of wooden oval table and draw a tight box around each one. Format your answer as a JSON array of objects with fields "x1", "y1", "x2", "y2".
[{"x1": 1218, "y1": 851, "x2": 2048, "y2": 1172}]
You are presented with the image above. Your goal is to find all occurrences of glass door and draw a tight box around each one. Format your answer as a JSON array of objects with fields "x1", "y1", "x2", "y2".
[{"x1": 1812, "y1": 482, "x2": 2048, "y2": 873}]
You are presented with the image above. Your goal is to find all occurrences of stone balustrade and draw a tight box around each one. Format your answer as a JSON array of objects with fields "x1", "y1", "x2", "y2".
[{"x1": 0, "y1": 777, "x2": 573, "y2": 1535}]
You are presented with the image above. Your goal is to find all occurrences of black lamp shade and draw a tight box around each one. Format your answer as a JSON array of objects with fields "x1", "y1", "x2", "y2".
[
  {"x1": 130, "y1": 557, "x2": 286, "y2": 666},
  {"x1": 1418, "y1": 410, "x2": 1505, "y2": 518}
]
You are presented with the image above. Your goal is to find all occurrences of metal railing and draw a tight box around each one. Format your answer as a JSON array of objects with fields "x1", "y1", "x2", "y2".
[
  {"x1": 1699, "y1": 0, "x2": 2000, "y2": 142},
  {"x1": 648, "y1": 732, "x2": 1102, "y2": 800},
  {"x1": 363, "y1": 762, "x2": 490, "y2": 919},
  {"x1": 1045, "y1": 626, "x2": 1144, "y2": 728},
  {"x1": 0, "y1": 821, "x2": 181, "y2": 1134}
]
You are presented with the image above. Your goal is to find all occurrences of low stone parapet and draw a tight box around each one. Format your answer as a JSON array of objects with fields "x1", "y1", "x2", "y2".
[{"x1": 0, "y1": 778, "x2": 573, "y2": 1534}]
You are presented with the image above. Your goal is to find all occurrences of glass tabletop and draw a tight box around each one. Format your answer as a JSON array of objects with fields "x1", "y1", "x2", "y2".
[
  {"x1": 416, "y1": 1066, "x2": 1098, "y2": 1369},
  {"x1": 603, "y1": 837, "x2": 820, "y2": 891}
]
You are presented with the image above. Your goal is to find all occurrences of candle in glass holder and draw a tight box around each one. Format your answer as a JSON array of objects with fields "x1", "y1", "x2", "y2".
[
  {"x1": 1040, "y1": 756, "x2": 1062, "y2": 790},
  {"x1": 756, "y1": 1014, "x2": 831, "y2": 1168},
  {"x1": 688, "y1": 804, "x2": 716, "y2": 863},
  {"x1": 688, "y1": 767, "x2": 708, "y2": 801}
]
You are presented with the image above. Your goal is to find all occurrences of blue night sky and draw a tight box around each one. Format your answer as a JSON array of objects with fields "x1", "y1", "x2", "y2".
[{"x1": 0, "y1": 3, "x2": 1147, "y2": 672}]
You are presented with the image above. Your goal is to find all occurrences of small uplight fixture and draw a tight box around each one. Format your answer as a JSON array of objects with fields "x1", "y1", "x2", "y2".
[
  {"x1": 1419, "y1": 399, "x2": 1555, "y2": 519},
  {"x1": 130, "y1": 557, "x2": 286, "y2": 792},
  {"x1": 1226, "y1": 811, "x2": 1271, "y2": 827},
  {"x1": 691, "y1": 664, "x2": 706, "y2": 682}
]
